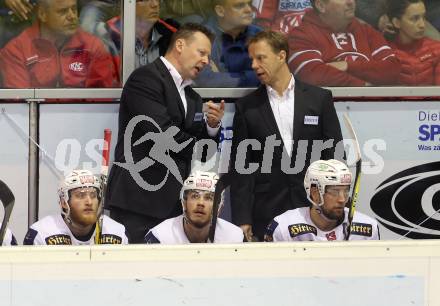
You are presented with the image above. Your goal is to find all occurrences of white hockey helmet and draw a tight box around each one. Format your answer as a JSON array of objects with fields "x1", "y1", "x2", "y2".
[
  {"x1": 304, "y1": 159, "x2": 352, "y2": 206},
  {"x1": 180, "y1": 171, "x2": 220, "y2": 208},
  {"x1": 58, "y1": 169, "x2": 101, "y2": 203}
]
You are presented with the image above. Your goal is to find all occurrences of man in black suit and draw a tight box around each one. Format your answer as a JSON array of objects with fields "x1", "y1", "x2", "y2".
[
  {"x1": 106, "y1": 23, "x2": 225, "y2": 243},
  {"x1": 230, "y1": 31, "x2": 344, "y2": 241}
]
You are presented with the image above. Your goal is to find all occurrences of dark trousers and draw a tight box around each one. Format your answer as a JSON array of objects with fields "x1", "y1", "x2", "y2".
[{"x1": 110, "y1": 204, "x2": 182, "y2": 243}]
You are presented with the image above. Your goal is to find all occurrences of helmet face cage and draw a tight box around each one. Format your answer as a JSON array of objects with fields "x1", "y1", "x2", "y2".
[
  {"x1": 304, "y1": 159, "x2": 352, "y2": 207},
  {"x1": 58, "y1": 170, "x2": 101, "y2": 220},
  {"x1": 180, "y1": 171, "x2": 222, "y2": 212}
]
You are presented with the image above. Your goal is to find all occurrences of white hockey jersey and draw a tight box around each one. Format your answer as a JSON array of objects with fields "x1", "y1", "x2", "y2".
[
  {"x1": 265, "y1": 207, "x2": 380, "y2": 242},
  {"x1": 23, "y1": 214, "x2": 129, "y2": 245},
  {"x1": 0, "y1": 223, "x2": 17, "y2": 246},
  {"x1": 144, "y1": 215, "x2": 244, "y2": 244}
]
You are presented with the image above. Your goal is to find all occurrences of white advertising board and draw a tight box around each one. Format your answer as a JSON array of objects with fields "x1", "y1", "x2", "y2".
[{"x1": 2, "y1": 101, "x2": 439, "y2": 241}]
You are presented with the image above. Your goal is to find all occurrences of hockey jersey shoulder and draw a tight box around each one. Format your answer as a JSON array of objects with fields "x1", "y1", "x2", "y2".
[
  {"x1": 266, "y1": 207, "x2": 314, "y2": 241},
  {"x1": 350, "y1": 211, "x2": 380, "y2": 240},
  {"x1": 30, "y1": 214, "x2": 64, "y2": 232},
  {"x1": 214, "y1": 219, "x2": 244, "y2": 243},
  {"x1": 149, "y1": 216, "x2": 188, "y2": 244},
  {"x1": 275, "y1": 207, "x2": 309, "y2": 225},
  {"x1": 0, "y1": 223, "x2": 17, "y2": 246},
  {"x1": 25, "y1": 214, "x2": 72, "y2": 245},
  {"x1": 100, "y1": 215, "x2": 129, "y2": 244}
]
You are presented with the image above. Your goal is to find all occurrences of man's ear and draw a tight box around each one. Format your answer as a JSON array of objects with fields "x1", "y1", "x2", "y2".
[
  {"x1": 391, "y1": 17, "x2": 401, "y2": 30},
  {"x1": 37, "y1": 6, "x2": 47, "y2": 23},
  {"x1": 311, "y1": 186, "x2": 322, "y2": 204},
  {"x1": 279, "y1": 50, "x2": 287, "y2": 62},
  {"x1": 175, "y1": 38, "x2": 185, "y2": 53},
  {"x1": 214, "y1": 5, "x2": 225, "y2": 18},
  {"x1": 314, "y1": 0, "x2": 326, "y2": 14},
  {"x1": 60, "y1": 199, "x2": 69, "y2": 210}
]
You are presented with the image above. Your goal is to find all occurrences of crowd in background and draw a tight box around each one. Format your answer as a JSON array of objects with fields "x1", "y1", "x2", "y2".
[{"x1": 0, "y1": 0, "x2": 439, "y2": 88}]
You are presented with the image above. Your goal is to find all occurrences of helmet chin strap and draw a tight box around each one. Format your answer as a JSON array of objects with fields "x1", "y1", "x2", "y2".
[
  {"x1": 311, "y1": 193, "x2": 344, "y2": 225},
  {"x1": 182, "y1": 208, "x2": 214, "y2": 229},
  {"x1": 62, "y1": 203, "x2": 81, "y2": 228},
  {"x1": 314, "y1": 205, "x2": 344, "y2": 226},
  {"x1": 314, "y1": 204, "x2": 334, "y2": 223},
  {"x1": 182, "y1": 209, "x2": 196, "y2": 227},
  {"x1": 182, "y1": 207, "x2": 214, "y2": 243},
  {"x1": 61, "y1": 201, "x2": 96, "y2": 234},
  {"x1": 181, "y1": 199, "x2": 195, "y2": 227}
]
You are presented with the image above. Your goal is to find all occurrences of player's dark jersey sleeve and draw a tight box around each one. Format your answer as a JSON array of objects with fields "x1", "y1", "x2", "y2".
[
  {"x1": 23, "y1": 228, "x2": 38, "y2": 245},
  {"x1": 264, "y1": 220, "x2": 279, "y2": 242},
  {"x1": 144, "y1": 231, "x2": 160, "y2": 244}
]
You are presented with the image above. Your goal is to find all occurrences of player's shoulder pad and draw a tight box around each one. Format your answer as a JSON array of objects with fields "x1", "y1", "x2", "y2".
[
  {"x1": 350, "y1": 222, "x2": 373, "y2": 237},
  {"x1": 23, "y1": 228, "x2": 38, "y2": 245},
  {"x1": 100, "y1": 234, "x2": 123, "y2": 244},
  {"x1": 144, "y1": 231, "x2": 160, "y2": 244},
  {"x1": 351, "y1": 211, "x2": 378, "y2": 238},
  {"x1": 288, "y1": 223, "x2": 317, "y2": 238},
  {"x1": 45, "y1": 234, "x2": 72, "y2": 245}
]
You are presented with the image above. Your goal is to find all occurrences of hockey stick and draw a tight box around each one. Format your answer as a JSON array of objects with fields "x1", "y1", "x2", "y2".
[
  {"x1": 342, "y1": 114, "x2": 362, "y2": 241},
  {"x1": 208, "y1": 172, "x2": 233, "y2": 243},
  {"x1": 0, "y1": 180, "x2": 15, "y2": 246},
  {"x1": 95, "y1": 129, "x2": 112, "y2": 244}
]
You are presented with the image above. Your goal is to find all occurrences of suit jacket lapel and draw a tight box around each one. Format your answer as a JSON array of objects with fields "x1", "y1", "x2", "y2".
[
  {"x1": 184, "y1": 87, "x2": 196, "y2": 129},
  {"x1": 293, "y1": 79, "x2": 307, "y2": 140},
  {"x1": 154, "y1": 59, "x2": 186, "y2": 119},
  {"x1": 258, "y1": 86, "x2": 283, "y2": 141}
]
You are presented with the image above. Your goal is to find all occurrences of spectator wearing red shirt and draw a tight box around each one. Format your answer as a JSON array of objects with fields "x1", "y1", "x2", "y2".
[
  {"x1": 288, "y1": 0, "x2": 401, "y2": 86},
  {"x1": 386, "y1": 0, "x2": 440, "y2": 85},
  {"x1": 0, "y1": 0, "x2": 116, "y2": 88}
]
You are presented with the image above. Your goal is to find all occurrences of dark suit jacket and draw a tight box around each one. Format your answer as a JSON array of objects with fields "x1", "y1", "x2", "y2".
[
  {"x1": 106, "y1": 58, "x2": 219, "y2": 219},
  {"x1": 230, "y1": 78, "x2": 344, "y2": 239}
]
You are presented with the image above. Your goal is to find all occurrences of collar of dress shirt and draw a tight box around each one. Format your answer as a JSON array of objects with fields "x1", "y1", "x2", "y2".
[
  {"x1": 135, "y1": 26, "x2": 162, "y2": 53},
  {"x1": 150, "y1": 26, "x2": 162, "y2": 46},
  {"x1": 160, "y1": 56, "x2": 193, "y2": 90},
  {"x1": 266, "y1": 74, "x2": 295, "y2": 99}
]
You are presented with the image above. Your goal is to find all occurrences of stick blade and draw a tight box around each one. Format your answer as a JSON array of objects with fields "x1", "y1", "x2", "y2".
[
  {"x1": 0, "y1": 180, "x2": 15, "y2": 245},
  {"x1": 0, "y1": 180, "x2": 14, "y2": 209},
  {"x1": 343, "y1": 113, "x2": 361, "y2": 163}
]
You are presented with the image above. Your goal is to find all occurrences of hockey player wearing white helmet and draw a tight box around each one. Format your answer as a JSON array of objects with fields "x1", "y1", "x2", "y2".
[
  {"x1": 264, "y1": 160, "x2": 380, "y2": 242},
  {"x1": 24, "y1": 170, "x2": 128, "y2": 245},
  {"x1": 144, "y1": 171, "x2": 244, "y2": 244}
]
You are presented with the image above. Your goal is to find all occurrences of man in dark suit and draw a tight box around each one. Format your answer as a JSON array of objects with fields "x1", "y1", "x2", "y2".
[
  {"x1": 230, "y1": 31, "x2": 344, "y2": 241},
  {"x1": 106, "y1": 23, "x2": 225, "y2": 243}
]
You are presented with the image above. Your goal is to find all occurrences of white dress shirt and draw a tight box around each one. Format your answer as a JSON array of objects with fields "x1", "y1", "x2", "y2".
[
  {"x1": 160, "y1": 56, "x2": 219, "y2": 136},
  {"x1": 266, "y1": 74, "x2": 295, "y2": 156}
]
